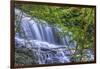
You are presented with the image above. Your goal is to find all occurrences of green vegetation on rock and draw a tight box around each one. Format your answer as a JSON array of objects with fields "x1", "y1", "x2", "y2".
[{"x1": 15, "y1": 47, "x2": 38, "y2": 65}]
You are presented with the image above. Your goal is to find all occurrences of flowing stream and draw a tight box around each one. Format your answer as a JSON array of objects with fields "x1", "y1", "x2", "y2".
[{"x1": 15, "y1": 8, "x2": 77, "y2": 64}]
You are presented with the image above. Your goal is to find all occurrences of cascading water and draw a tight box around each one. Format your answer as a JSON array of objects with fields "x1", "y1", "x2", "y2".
[{"x1": 15, "y1": 8, "x2": 77, "y2": 64}]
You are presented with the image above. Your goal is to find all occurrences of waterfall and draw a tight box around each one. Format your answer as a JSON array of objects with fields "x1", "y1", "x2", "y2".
[
  {"x1": 15, "y1": 8, "x2": 77, "y2": 64},
  {"x1": 20, "y1": 16, "x2": 66, "y2": 45}
]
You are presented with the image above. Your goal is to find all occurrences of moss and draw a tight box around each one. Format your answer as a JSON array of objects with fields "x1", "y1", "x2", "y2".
[{"x1": 15, "y1": 47, "x2": 38, "y2": 65}]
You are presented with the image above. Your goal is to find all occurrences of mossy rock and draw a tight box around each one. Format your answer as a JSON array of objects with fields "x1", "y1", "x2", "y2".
[{"x1": 15, "y1": 47, "x2": 39, "y2": 65}]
